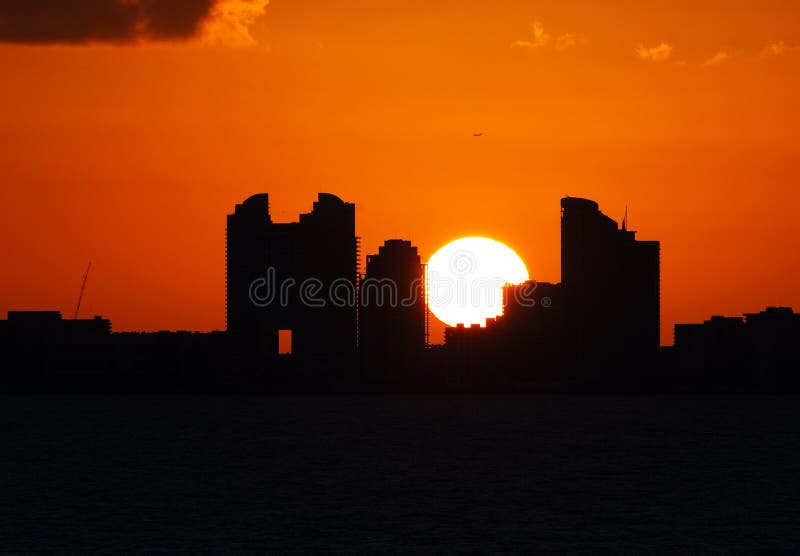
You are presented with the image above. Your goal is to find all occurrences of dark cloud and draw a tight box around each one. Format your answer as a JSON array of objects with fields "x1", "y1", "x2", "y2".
[{"x1": 0, "y1": 0, "x2": 217, "y2": 44}]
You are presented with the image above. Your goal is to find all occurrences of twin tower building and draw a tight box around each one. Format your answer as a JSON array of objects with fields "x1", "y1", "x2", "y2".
[
  {"x1": 226, "y1": 193, "x2": 660, "y2": 365},
  {"x1": 226, "y1": 193, "x2": 425, "y2": 359}
]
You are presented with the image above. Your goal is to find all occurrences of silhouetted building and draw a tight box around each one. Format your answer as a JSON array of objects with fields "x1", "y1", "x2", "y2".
[
  {"x1": 0, "y1": 311, "x2": 112, "y2": 386},
  {"x1": 674, "y1": 316, "x2": 746, "y2": 356},
  {"x1": 226, "y1": 193, "x2": 358, "y2": 356},
  {"x1": 359, "y1": 240, "x2": 425, "y2": 364},
  {"x1": 673, "y1": 307, "x2": 800, "y2": 390},
  {"x1": 443, "y1": 281, "x2": 566, "y2": 387},
  {"x1": 744, "y1": 307, "x2": 800, "y2": 352},
  {"x1": 674, "y1": 308, "x2": 800, "y2": 356},
  {"x1": 496, "y1": 281, "x2": 566, "y2": 373},
  {"x1": 444, "y1": 197, "x2": 660, "y2": 387},
  {"x1": 560, "y1": 197, "x2": 660, "y2": 357},
  {"x1": 0, "y1": 311, "x2": 111, "y2": 341}
]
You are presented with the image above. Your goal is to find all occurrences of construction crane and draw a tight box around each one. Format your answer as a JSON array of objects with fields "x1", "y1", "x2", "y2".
[{"x1": 73, "y1": 262, "x2": 91, "y2": 320}]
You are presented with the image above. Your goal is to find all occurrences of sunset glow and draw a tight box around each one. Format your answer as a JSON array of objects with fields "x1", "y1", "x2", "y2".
[
  {"x1": 1, "y1": 1, "x2": 799, "y2": 345},
  {"x1": 427, "y1": 237, "x2": 529, "y2": 328}
]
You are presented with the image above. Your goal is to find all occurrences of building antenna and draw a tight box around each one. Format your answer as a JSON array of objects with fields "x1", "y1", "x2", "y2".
[
  {"x1": 73, "y1": 262, "x2": 92, "y2": 320},
  {"x1": 622, "y1": 205, "x2": 628, "y2": 231}
]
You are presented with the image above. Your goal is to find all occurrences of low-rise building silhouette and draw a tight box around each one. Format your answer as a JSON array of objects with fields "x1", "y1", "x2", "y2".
[
  {"x1": 673, "y1": 307, "x2": 800, "y2": 390},
  {"x1": 0, "y1": 311, "x2": 112, "y2": 385},
  {"x1": 0, "y1": 311, "x2": 111, "y2": 341}
]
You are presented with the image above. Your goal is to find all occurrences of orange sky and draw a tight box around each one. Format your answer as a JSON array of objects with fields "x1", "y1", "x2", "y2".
[{"x1": 1, "y1": 0, "x2": 799, "y2": 345}]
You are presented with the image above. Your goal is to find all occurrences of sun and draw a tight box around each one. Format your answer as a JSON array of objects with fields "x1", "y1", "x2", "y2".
[{"x1": 426, "y1": 237, "x2": 529, "y2": 327}]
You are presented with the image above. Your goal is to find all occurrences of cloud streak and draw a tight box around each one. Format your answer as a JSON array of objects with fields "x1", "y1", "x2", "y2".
[
  {"x1": 554, "y1": 33, "x2": 578, "y2": 52},
  {"x1": 703, "y1": 50, "x2": 729, "y2": 66},
  {"x1": 636, "y1": 43, "x2": 673, "y2": 62},
  {"x1": 0, "y1": 0, "x2": 268, "y2": 45},
  {"x1": 513, "y1": 21, "x2": 581, "y2": 51},
  {"x1": 513, "y1": 21, "x2": 550, "y2": 49},
  {"x1": 762, "y1": 40, "x2": 800, "y2": 56}
]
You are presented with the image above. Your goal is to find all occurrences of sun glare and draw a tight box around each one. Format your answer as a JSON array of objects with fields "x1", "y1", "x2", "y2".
[{"x1": 426, "y1": 237, "x2": 529, "y2": 328}]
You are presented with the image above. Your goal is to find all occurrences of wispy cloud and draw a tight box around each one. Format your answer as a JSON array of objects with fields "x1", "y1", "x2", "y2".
[
  {"x1": 762, "y1": 40, "x2": 800, "y2": 56},
  {"x1": 636, "y1": 43, "x2": 673, "y2": 62},
  {"x1": 513, "y1": 21, "x2": 581, "y2": 51},
  {"x1": 703, "y1": 50, "x2": 729, "y2": 66},
  {"x1": 513, "y1": 21, "x2": 550, "y2": 48},
  {"x1": 555, "y1": 33, "x2": 578, "y2": 52}
]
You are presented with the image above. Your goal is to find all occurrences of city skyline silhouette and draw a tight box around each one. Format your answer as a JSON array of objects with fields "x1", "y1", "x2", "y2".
[
  {"x1": 3, "y1": 4, "x2": 800, "y2": 553},
  {"x1": 3, "y1": 1, "x2": 800, "y2": 347},
  {"x1": 1, "y1": 192, "x2": 797, "y2": 394}
]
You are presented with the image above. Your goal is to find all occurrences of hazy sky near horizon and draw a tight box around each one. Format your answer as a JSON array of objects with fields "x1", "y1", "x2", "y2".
[{"x1": 1, "y1": 0, "x2": 799, "y2": 344}]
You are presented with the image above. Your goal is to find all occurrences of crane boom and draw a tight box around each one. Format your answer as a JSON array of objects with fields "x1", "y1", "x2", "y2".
[{"x1": 73, "y1": 262, "x2": 91, "y2": 320}]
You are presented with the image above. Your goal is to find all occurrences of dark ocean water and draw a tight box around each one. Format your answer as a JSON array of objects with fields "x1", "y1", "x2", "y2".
[{"x1": 2, "y1": 396, "x2": 800, "y2": 555}]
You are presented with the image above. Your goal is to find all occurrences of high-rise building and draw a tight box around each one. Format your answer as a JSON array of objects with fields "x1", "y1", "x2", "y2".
[
  {"x1": 226, "y1": 193, "x2": 357, "y2": 356},
  {"x1": 359, "y1": 239, "x2": 426, "y2": 361},
  {"x1": 445, "y1": 197, "x2": 661, "y2": 379},
  {"x1": 560, "y1": 197, "x2": 660, "y2": 355}
]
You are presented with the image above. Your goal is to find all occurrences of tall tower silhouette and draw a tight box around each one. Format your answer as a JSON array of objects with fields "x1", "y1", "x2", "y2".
[
  {"x1": 359, "y1": 239, "x2": 426, "y2": 363},
  {"x1": 226, "y1": 193, "x2": 274, "y2": 345},
  {"x1": 560, "y1": 197, "x2": 660, "y2": 355}
]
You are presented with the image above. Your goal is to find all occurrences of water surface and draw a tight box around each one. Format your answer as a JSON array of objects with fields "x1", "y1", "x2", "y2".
[{"x1": 2, "y1": 396, "x2": 799, "y2": 554}]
